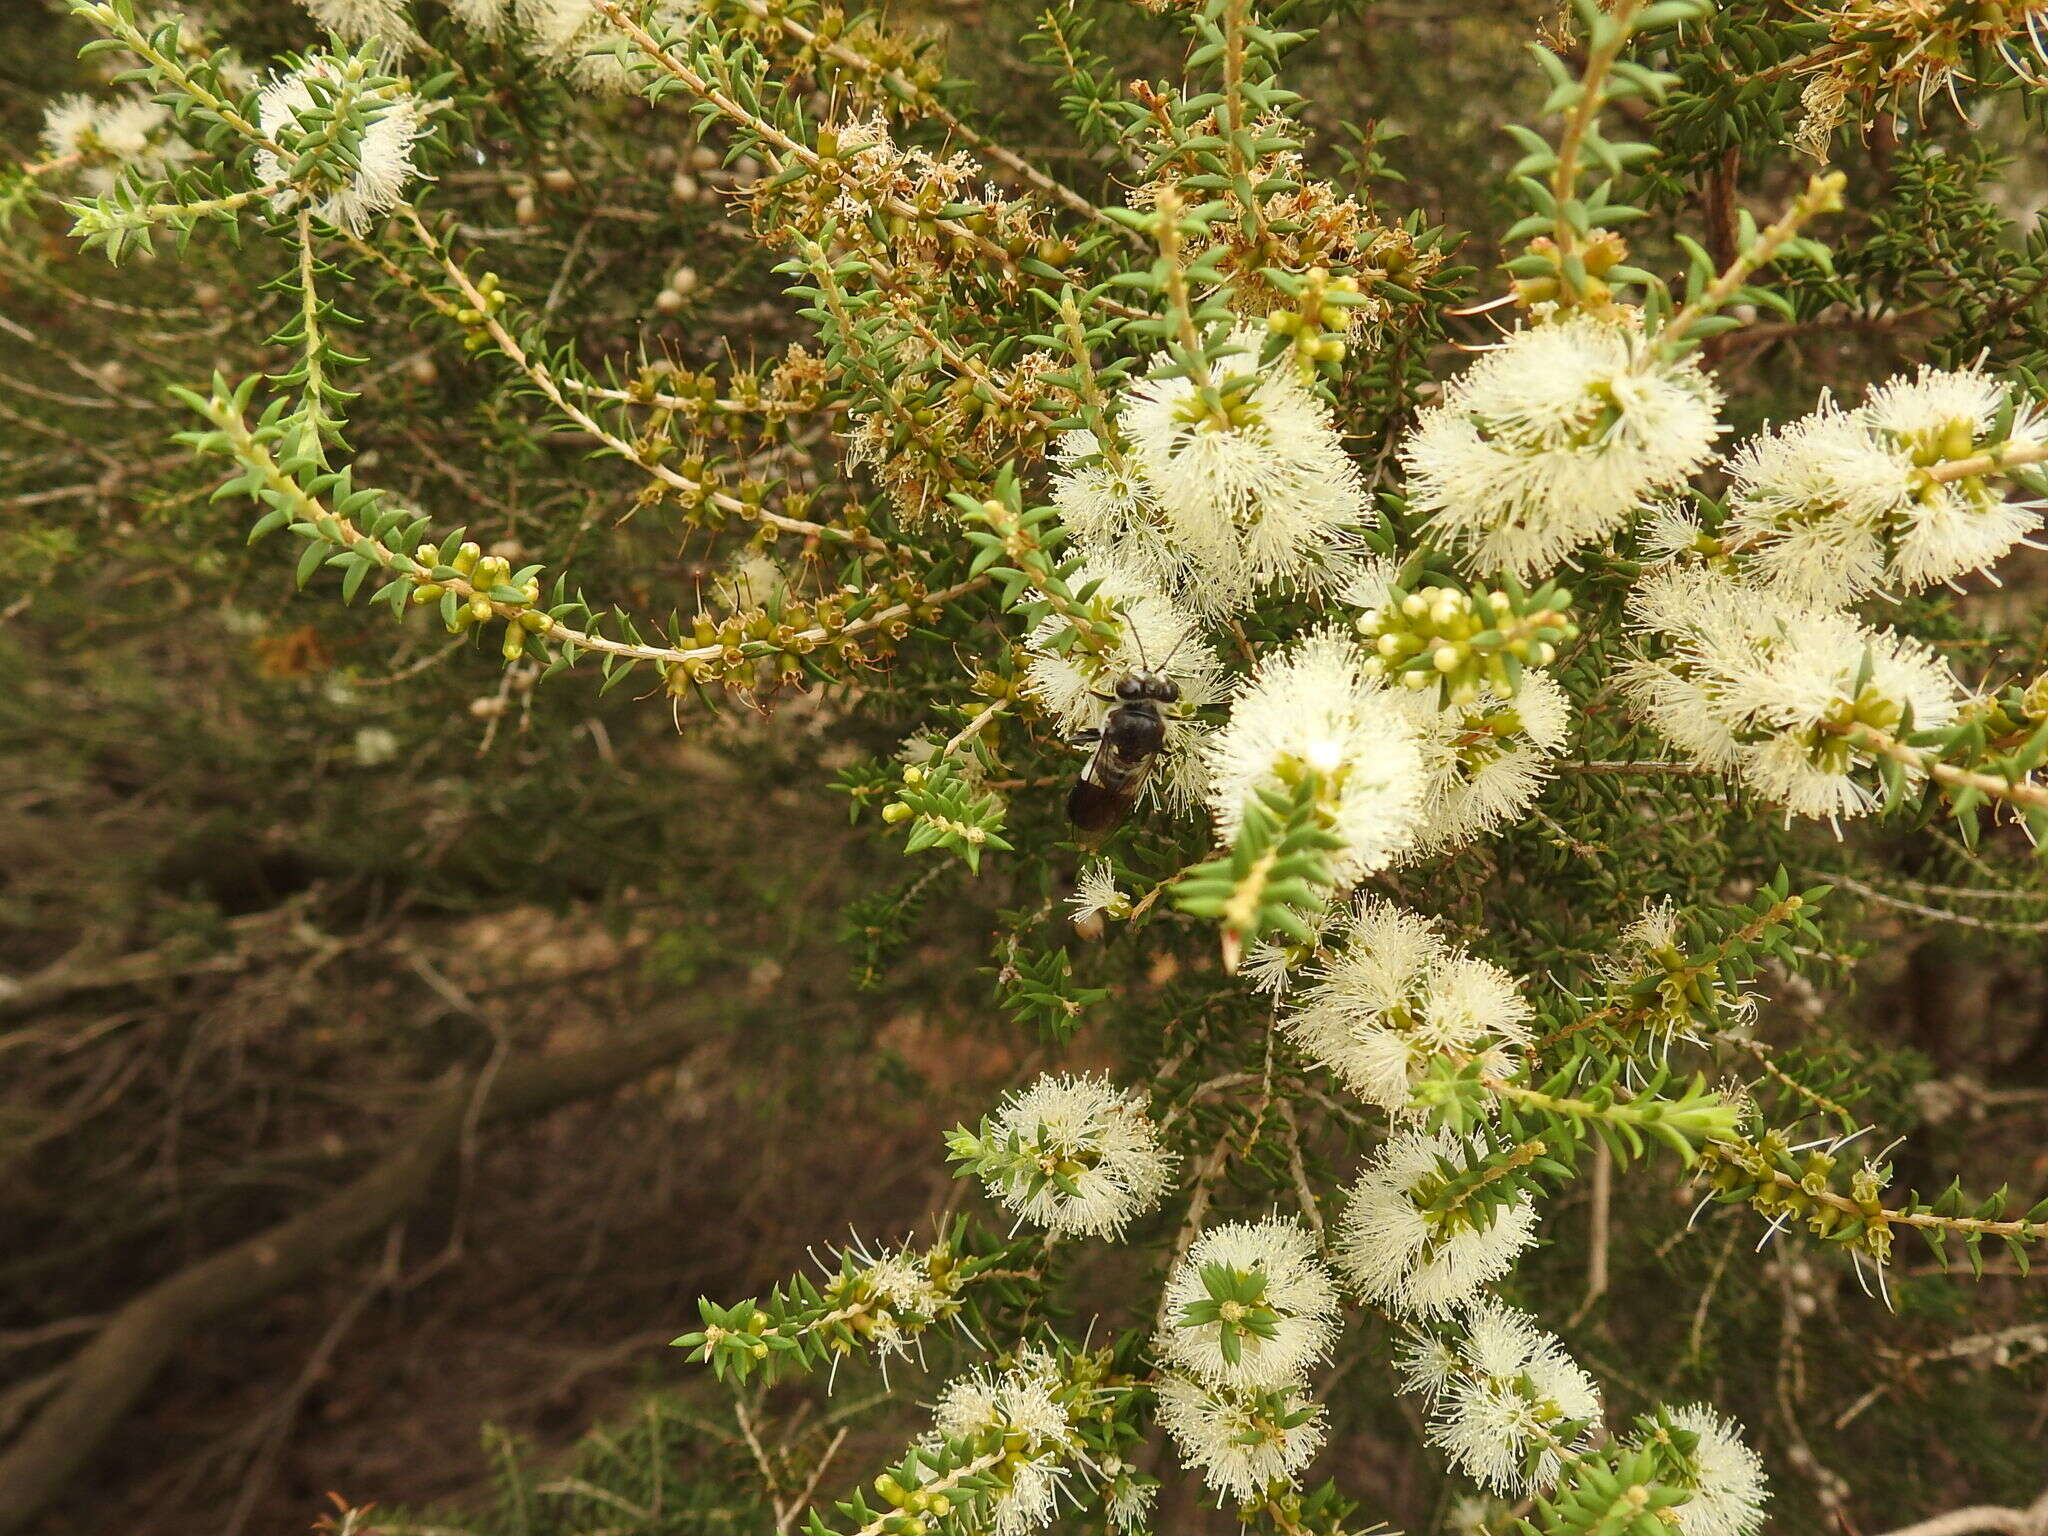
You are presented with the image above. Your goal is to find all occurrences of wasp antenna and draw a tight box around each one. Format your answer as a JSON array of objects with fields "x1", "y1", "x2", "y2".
[
  {"x1": 1122, "y1": 599, "x2": 1153, "y2": 673},
  {"x1": 1153, "y1": 621, "x2": 1204, "y2": 676}
]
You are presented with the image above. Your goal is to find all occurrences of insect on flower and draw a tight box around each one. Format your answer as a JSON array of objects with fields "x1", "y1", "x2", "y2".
[
  {"x1": 1064, "y1": 605, "x2": 1206, "y2": 842},
  {"x1": 1067, "y1": 667, "x2": 1182, "y2": 841}
]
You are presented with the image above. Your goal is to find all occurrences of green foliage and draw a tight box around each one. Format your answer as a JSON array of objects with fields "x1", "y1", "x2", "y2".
[
  {"x1": 1173, "y1": 774, "x2": 1344, "y2": 970},
  {"x1": 992, "y1": 943, "x2": 1107, "y2": 1043},
  {"x1": 886, "y1": 760, "x2": 1015, "y2": 874}
]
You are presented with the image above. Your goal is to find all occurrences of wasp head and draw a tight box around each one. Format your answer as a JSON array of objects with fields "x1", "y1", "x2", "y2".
[{"x1": 1116, "y1": 670, "x2": 1181, "y2": 704}]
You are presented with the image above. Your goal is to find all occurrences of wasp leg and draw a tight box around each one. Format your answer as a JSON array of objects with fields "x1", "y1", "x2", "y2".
[{"x1": 1071, "y1": 729, "x2": 1103, "y2": 747}]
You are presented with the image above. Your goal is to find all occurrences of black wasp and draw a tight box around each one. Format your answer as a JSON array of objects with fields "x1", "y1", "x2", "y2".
[{"x1": 1067, "y1": 668, "x2": 1182, "y2": 840}]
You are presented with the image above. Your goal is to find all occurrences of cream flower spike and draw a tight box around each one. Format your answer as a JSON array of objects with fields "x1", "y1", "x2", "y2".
[
  {"x1": 1204, "y1": 630, "x2": 1428, "y2": 887},
  {"x1": 1402, "y1": 312, "x2": 1723, "y2": 580},
  {"x1": 1121, "y1": 331, "x2": 1371, "y2": 613}
]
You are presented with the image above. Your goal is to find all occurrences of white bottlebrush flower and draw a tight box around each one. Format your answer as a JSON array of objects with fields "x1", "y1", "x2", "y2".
[
  {"x1": 1335, "y1": 1130, "x2": 1540, "y2": 1317},
  {"x1": 1428, "y1": 1298, "x2": 1602, "y2": 1495},
  {"x1": 971, "y1": 1074, "x2": 1177, "y2": 1240},
  {"x1": 928, "y1": 1363, "x2": 1079, "y2": 1535},
  {"x1": 352, "y1": 725, "x2": 401, "y2": 767},
  {"x1": 1392, "y1": 1327, "x2": 1463, "y2": 1403},
  {"x1": 1283, "y1": 899, "x2": 1531, "y2": 1113},
  {"x1": 40, "y1": 91, "x2": 196, "y2": 196},
  {"x1": 1203, "y1": 631, "x2": 1428, "y2": 887},
  {"x1": 1621, "y1": 897, "x2": 1680, "y2": 951},
  {"x1": 254, "y1": 58, "x2": 425, "y2": 233},
  {"x1": 298, "y1": 0, "x2": 421, "y2": 49},
  {"x1": 1393, "y1": 670, "x2": 1572, "y2": 855},
  {"x1": 1024, "y1": 553, "x2": 1225, "y2": 811},
  {"x1": 1727, "y1": 370, "x2": 2045, "y2": 603},
  {"x1": 1104, "y1": 1471, "x2": 1158, "y2": 1532},
  {"x1": 1862, "y1": 365, "x2": 2047, "y2": 593},
  {"x1": 1639, "y1": 500, "x2": 1719, "y2": 566},
  {"x1": 1121, "y1": 335, "x2": 1370, "y2": 613},
  {"x1": 1619, "y1": 566, "x2": 1966, "y2": 823},
  {"x1": 39, "y1": 94, "x2": 99, "y2": 162},
  {"x1": 845, "y1": 1241, "x2": 952, "y2": 1359},
  {"x1": 513, "y1": 0, "x2": 698, "y2": 92},
  {"x1": 1664, "y1": 1404, "x2": 1770, "y2": 1536},
  {"x1": 1052, "y1": 431, "x2": 1184, "y2": 599},
  {"x1": 1155, "y1": 1374, "x2": 1326, "y2": 1503},
  {"x1": 1068, "y1": 860, "x2": 1131, "y2": 928},
  {"x1": 1402, "y1": 313, "x2": 1724, "y2": 580},
  {"x1": 1155, "y1": 1218, "x2": 1341, "y2": 1392},
  {"x1": 1723, "y1": 401, "x2": 1908, "y2": 603},
  {"x1": 1594, "y1": 896, "x2": 1684, "y2": 987},
  {"x1": 1445, "y1": 1493, "x2": 1512, "y2": 1535}
]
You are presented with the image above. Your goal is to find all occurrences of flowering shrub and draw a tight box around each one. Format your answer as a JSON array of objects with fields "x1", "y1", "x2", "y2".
[{"x1": 8, "y1": 0, "x2": 2048, "y2": 1532}]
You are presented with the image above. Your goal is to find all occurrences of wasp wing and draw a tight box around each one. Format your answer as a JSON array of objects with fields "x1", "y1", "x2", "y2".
[{"x1": 1066, "y1": 736, "x2": 1158, "y2": 838}]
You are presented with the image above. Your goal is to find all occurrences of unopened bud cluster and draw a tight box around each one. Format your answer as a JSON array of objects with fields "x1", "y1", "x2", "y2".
[
  {"x1": 664, "y1": 575, "x2": 936, "y2": 693},
  {"x1": 454, "y1": 270, "x2": 509, "y2": 351},
  {"x1": 869, "y1": 1472, "x2": 953, "y2": 1533},
  {"x1": 407, "y1": 539, "x2": 548, "y2": 660},
  {"x1": 1358, "y1": 580, "x2": 1577, "y2": 704},
  {"x1": 1511, "y1": 228, "x2": 1632, "y2": 314},
  {"x1": 1264, "y1": 267, "x2": 1367, "y2": 374}
]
